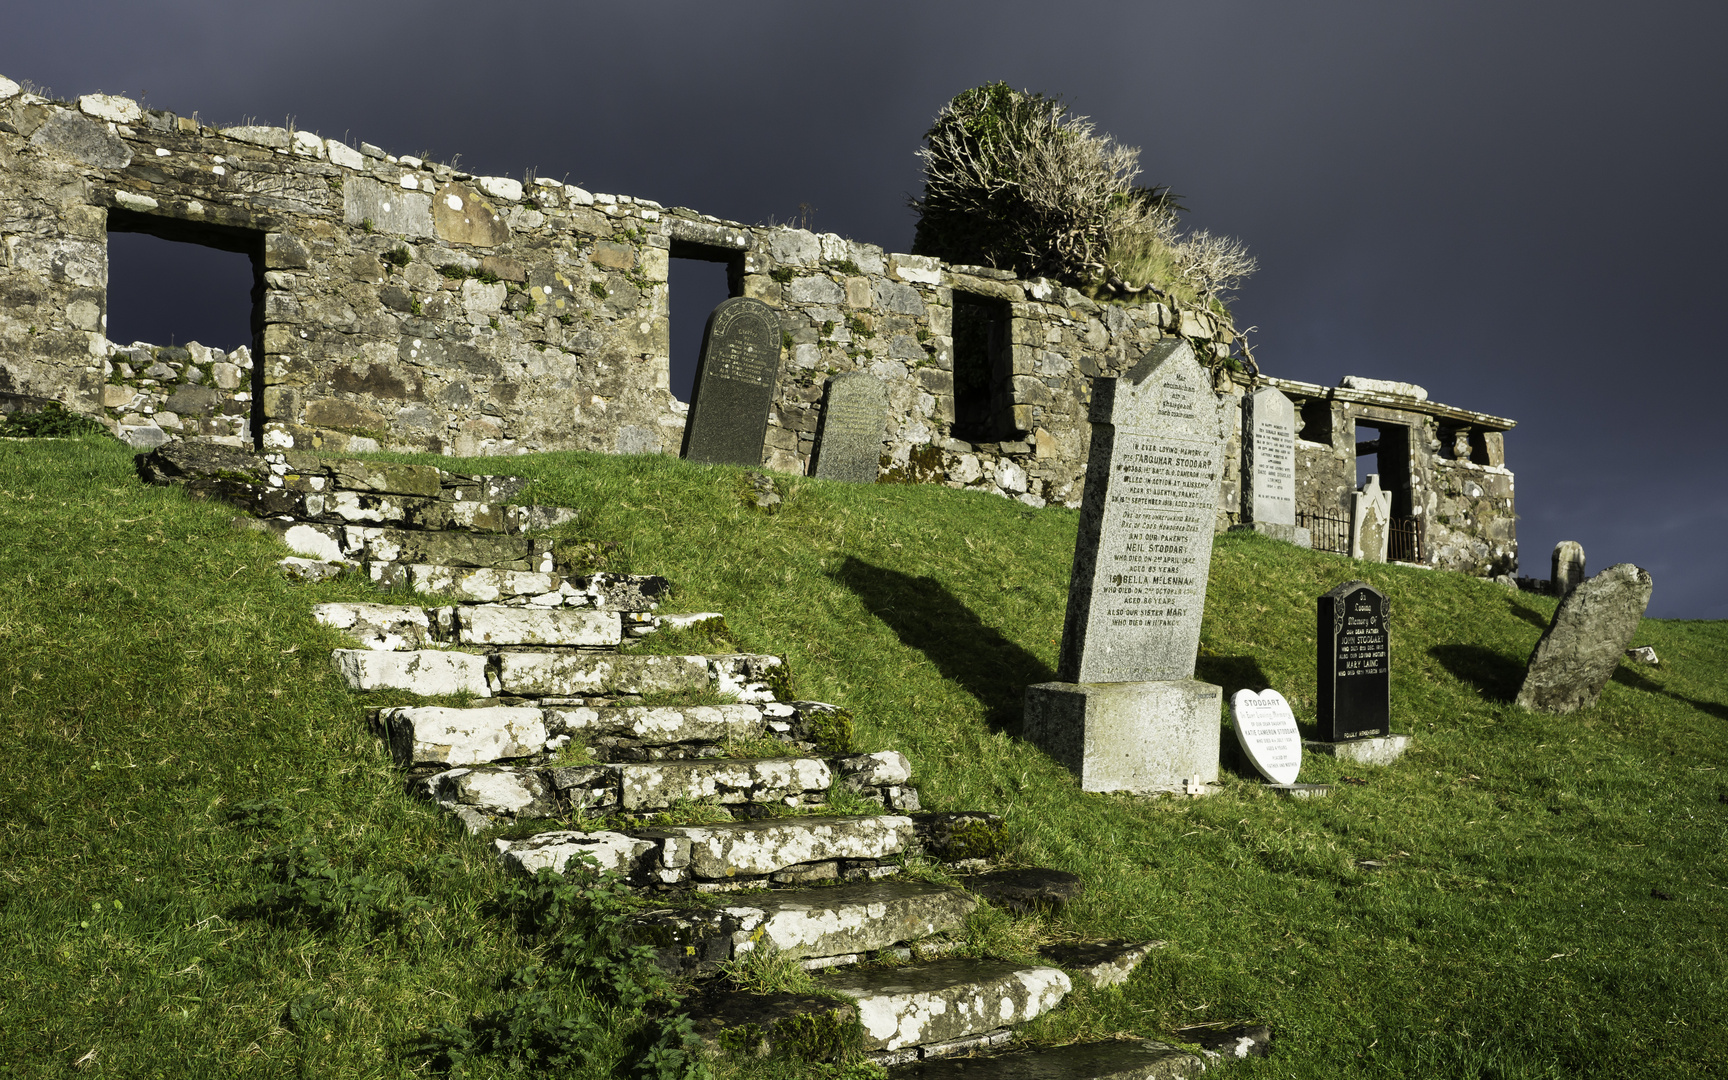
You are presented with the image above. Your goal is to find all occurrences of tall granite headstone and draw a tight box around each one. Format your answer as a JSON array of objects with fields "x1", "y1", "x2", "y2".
[
  {"x1": 1317, "y1": 580, "x2": 1390, "y2": 741},
  {"x1": 1551, "y1": 541, "x2": 1586, "y2": 598},
  {"x1": 811, "y1": 371, "x2": 888, "y2": 484},
  {"x1": 1351, "y1": 474, "x2": 1390, "y2": 562},
  {"x1": 680, "y1": 297, "x2": 782, "y2": 467},
  {"x1": 1516, "y1": 562, "x2": 1652, "y2": 714},
  {"x1": 1024, "y1": 339, "x2": 1226, "y2": 794}
]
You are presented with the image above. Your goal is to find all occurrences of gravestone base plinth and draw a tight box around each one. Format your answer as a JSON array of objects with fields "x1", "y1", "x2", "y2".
[
  {"x1": 1024, "y1": 679, "x2": 1221, "y2": 795},
  {"x1": 1303, "y1": 734, "x2": 1410, "y2": 766},
  {"x1": 1228, "y1": 522, "x2": 1312, "y2": 548}
]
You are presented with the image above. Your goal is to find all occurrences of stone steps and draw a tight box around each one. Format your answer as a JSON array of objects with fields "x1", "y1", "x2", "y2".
[
  {"x1": 376, "y1": 700, "x2": 850, "y2": 766},
  {"x1": 632, "y1": 879, "x2": 978, "y2": 975},
  {"x1": 494, "y1": 811, "x2": 1003, "y2": 890},
  {"x1": 820, "y1": 957, "x2": 1071, "y2": 1059},
  {"x1": 329, "y1": 649, "x2": 785, "y2": 701},
  {"x1": 316, "y1": 601, "x2": 723, "y2": 651},
  {"x1": 885, "y1": 1038, "x2": 1208, "y2": 1078},
  {"x1": 408, "y1": 754, "x2": 917, "y2": 832}
]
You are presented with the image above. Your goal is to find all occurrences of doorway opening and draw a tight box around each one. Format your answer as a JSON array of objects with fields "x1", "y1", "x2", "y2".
[
  {"x1": 1356, "y1": 419, "x2": 1422, "y2": 561},
  {"x1": 667, "y1": 242, "x2": 743, "y2": 403}
]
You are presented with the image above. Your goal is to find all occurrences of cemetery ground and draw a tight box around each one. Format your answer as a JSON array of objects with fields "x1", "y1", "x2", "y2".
[{"x1": 2, "y1": 435, "x2": 1725, "y2": 1079}]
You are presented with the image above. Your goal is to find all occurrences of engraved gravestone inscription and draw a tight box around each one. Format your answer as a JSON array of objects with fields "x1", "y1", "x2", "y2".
[
  {"x1": 1317, "y1": 580, "x2": 1390, "y2": 740},
  {"x1": 1242, "y1": 385, "x2": 1296, "y2": 527},
  {"x1": 1230, "y1": 689, "x2": 1303, "y2": 784},
  {"x1": 680, "y1": 297, "x2": 781, "y2": 467},
  {"x1": 811, "y1": 371, "x2": 888, "y2": 484},
  {"x1": 1057, "y1": 338, "x2": 1225, "y2": 684}
]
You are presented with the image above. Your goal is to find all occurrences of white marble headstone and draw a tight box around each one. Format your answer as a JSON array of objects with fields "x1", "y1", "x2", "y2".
[{"x1": 1230, "y1": 689, "x2": 1302, "y2": 784}]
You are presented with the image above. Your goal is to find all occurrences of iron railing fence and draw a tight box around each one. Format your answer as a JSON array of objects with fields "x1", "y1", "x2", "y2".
[
  {"x1": 1297, "y1": 509, "x2": 1351, "y2": 556},
  {"x1": 1388, "y1": 516, "x2": 1424, "y2": 564}
]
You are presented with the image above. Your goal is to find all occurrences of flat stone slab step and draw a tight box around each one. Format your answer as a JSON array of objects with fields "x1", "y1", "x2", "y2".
[
  {"x1": 961, "y1": 868, "x2": 1084, "y2": 914},
  {"x1": 496, "y1": 813, "x2": 998, "y2": 888},
  {"x1": 886, "y1": 1038, "x2": 1206, "y2": 1078},
  {"x1": 316, "y1": 602, "x2": 723, "y2": 651},
  {"x1": 633, "y1": 880, "x2": 978, "y2": 974},
  {"x1": 683, "y1": 990, "x2": 859, "y2": 1060},
  {"x1": 372, "y1": 565, "x2": 669, "y2": 609},
  {"x1": 819, "y1": 957, "x2": 1071, "y2": 1054},
  {"x1": 1038, "y1": 940, "x2": 1163, "y2": 989},
  {"x1": 332, "y1": 650, "x2": 784, "y2": 701},
  {"x1": 410, "y1": 755, "x2": 918, "y2": 832},
  {"x1": 375, "y1": 700, "x2": 854, "y2": 766},
  {"x1": 267, "y1": 519, "x2": 562, "y2": 573}
]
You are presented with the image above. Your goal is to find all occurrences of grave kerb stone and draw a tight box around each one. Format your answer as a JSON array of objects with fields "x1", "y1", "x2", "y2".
[{"x1": 681, "y1": 297, "x2": 782, "y2": 468}]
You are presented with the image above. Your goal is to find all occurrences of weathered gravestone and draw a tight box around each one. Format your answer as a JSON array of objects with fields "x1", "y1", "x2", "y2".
[
  {"x1": 1230, "y1": 689, "x2": 1302, "y2": 784},
  {"x1": 1317, "y1": 580, "x2": 1390, "y2": 741},
  {"x1": 811, "y1": 371, "x2": 887, "y2": 484},
  {"x1": 680, "y1": 297, "x2": 782, "y2": 467},
  {"x1": 1024, "y1": 339, "x2": 1226, "y2": 794},
  {"x1": 1516, "y1": 562, "x2": 1652, "y2": 713},
  {"x1": 1238, "y1": 385, "x2": 1310, "y2": 547},
  {"x1": 1551, "y1": 540, "x2": 1586, "y2": 598},
  {"x1": 1351, "y1": 474, "x2": 1390, "y2": 562}
]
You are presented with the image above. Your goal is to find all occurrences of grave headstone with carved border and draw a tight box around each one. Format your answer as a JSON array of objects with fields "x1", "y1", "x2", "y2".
[
  {"x1": 681, "y1": 298, "x2": 782, "y2": 467},
  {"x1": 1317, "y1": 580, "x2": 1390, "y2": 741}
]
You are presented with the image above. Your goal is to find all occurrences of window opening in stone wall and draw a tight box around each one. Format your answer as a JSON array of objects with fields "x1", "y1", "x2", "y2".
[
  {"x1": 1354, "y1": 420, "x2": 1412, "y2": 511},
  {"x1": 1298, "y1": 398, "x2": 1334, "y2": 444},
  {"x1": 668, "y1": 243, "x2": 743, "y2": 403},
  {"x1": 950, "y1": 292, "x2": 1014, "y2": 443},
  {"x1": 106, "y1": 209, "x2": 264, "y2": 446}
]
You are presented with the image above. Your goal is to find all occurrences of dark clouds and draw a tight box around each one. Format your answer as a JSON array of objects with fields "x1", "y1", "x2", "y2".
[{"x1": 7, "y1": 0, "x2": 1723, "y2": 615}]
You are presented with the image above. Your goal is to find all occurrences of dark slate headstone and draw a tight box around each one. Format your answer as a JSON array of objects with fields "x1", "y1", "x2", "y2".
[
  {"x1": 1317, "y1": 580, "x2": 1390, "y2": 741},
  {"x1": 811, "y1": 371, "x2": 887, "y2": 483},
  {"x1": 680, "y1": 297, "x2": 781, "y2": 467},
  {"x1": 1516, "y1": 562, "x2": 1652, "y2": 714}
]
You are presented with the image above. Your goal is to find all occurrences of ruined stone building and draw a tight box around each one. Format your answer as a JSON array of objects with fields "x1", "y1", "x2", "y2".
[{"x1": 0, "y1": 75, "x2": 1517, "y2": 576}]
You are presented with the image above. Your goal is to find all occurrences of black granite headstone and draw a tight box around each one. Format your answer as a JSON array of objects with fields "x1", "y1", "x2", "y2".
[
  {"x1": 680, "y1": 297, "x2": 781, "y2": 467},
  {"x1": 811, "y1": 371, "x2": 888, "y2": 483},
  {"x1": 1317, "y1": 580, "x2": 1389, "y2": 740}
]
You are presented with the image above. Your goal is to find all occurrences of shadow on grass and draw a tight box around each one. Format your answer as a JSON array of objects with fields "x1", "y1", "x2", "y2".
[
  {"x1": 1196, "y1": 654, "x2": 1271, "y2": 699},
  {"x1": 834, "y1": 556, "x2": 1053, "y2": 733},
  {"x1": 1431, "y1": 643, "x2": 1526, "y2": 703},
  {"x1": 1611, "y1": 666, "x2": 1728, "y2": 721},
  {"x1": 1506, "y1": 595, "x2": 1553, "y2": 629}
]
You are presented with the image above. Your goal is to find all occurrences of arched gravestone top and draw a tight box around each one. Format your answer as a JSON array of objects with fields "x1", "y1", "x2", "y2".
[
  {"x1": 1230, "y1": 689, "x2": 1302, "y2": 784},
  {"x1": 812, "y1": 371, "x2": 888, "y2": 484},
  {"x1": 1057, "y1": 338, "x2": 1227, "y2": 684},
  {"x1": 680, "y1": 297, "x2": 782, "y2": 467},
  {"x1": 1317, "y1": 580, "x2": 1390, "y2": 741}
]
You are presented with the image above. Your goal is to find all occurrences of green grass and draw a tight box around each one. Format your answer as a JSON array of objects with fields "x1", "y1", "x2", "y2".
[{"x1": 1, "y1": 436, "x2": 1724, "y2": 1077}]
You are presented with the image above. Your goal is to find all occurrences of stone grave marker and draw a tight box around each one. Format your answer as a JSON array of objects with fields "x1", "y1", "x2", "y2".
[
  {"x1": 1317, "y1": 580, "x2": 1390, "y2": 741},
  {"x1": 1351, "y1": 474, "x2": 1390, "y2": 562},
  {"x1": 1240, "y1": 386, "x2": 1308, "y2": 546},
  {"x1": 680, "y1": 297, "x2": 782, "y2": 467},
  {"x1": 1551, "y1": 541, "x2": 1586, "y2": 597},
  {"x1": 1024, "y1": 338, "x2": 1226, "y2": 794},
  {"x1": 1516, "y1": 562, "x2": 1652, "y2": 714},
  {"x1": 1230, "y1": 689, "x2": 1302, "y2": 784},
  {"x1": 811, "y1": 371, "x2": 887, "y2": 483}
]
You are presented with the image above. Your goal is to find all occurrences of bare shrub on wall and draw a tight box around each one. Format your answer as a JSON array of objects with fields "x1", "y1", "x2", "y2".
[{"x1": 912, "y1": 83, "x2": 1255, "y2": 309}]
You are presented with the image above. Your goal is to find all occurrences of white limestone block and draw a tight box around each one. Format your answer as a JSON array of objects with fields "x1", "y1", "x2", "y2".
[
  {"x1": 330, "y1": 649, "x2": 490, "y2": 697},
  {"x1": 79, "y1": 93, "x2": 142, "y2": 123},
  {"x1": 382, "y1": 705, "x2": 547, "y2": 766}
]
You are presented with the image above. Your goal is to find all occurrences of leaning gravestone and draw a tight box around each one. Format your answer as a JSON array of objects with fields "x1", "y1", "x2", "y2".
[
  {"x1": 1317, "y1": 580, "x2": 1390, "y2": 741},
  {"x1": 1516, "y1": 562, "x2": 1652, "y2": 714},
  {"x1": 1024, "y1": 339, "x2": 1226, "y2": 794},
  {"x1": 680, "y1": 297, "x2": 782, "y2": 467},
  {"x1": 1351, "y1": 474, "x2": 1390, "y2": 562},
  {"x1": 1230, "y1": 689, "x2": 1302, "y2": 784},
  {"x1": 1551, "y1": 541, "x2": 1586, "y2": 598},
  {"x1": 1239, "y1": 385, "x2": 1309, "y2": 547},
  {"x1": 811, "y1": 371, "x2": 887, "y2": 484}
]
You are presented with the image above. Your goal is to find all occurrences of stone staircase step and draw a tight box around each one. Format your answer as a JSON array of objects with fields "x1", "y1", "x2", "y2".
[
  {"x1": 497, "y1": 814, "x2": 917, "y2": 887},
  {"x1": 435, "y1": 605, "x2": 625, "y2": 647},
  {"x1": 412, "y1": 754, "x2": 918, "y2": 832},
  {"x1": 818, "y1": 957, "x2": 1071, "y2": 1056},
  {"x1": 373, "y1": 565, "x2": 669, "y2": 609},
  {"x1": 633, "y1": 880, "x2": 978, "y2": 975},
  {"x1": 331, "y1": 649, "x2": 491, "y2": 697},
  {"x1": 314, "y1": 602, "x2": 435, "y2": 650},
  {"x1": 493, "y1": 651, "x2": 784, "y2": 700},
  {"x1": 266, "y1": 519, "x2": 562, "y2": 573},
  {"x1": 885, "y1": 1038, "x2": 1206, "y2": 1078},
  {"x1": 683, "y1": 991, "x2": 860, "y2": 1060},
  {"x1": 1038, "y1": 940, "x2": 1163, "y2": 989},
  {"x1": 377, "y1": 700, "x2": 851, "y2": 767}
]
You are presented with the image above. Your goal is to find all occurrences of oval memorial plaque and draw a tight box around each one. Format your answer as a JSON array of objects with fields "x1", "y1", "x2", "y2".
[{"x1": 1230, "y1": 689, "x2": 1302, "y2": 785}]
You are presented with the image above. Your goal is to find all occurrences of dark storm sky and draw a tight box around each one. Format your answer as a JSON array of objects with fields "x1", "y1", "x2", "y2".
[{"x1": 7, "y1": 1, "x2": 1724, "y2": 617}]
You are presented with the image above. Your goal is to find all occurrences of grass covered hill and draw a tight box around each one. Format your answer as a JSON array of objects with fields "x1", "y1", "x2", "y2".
[{"x1": 1, "y1": 434, "x2": 1724, "y2": 1078}]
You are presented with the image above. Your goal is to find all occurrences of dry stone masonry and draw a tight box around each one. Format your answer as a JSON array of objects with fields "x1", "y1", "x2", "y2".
[
  {"x1": 136, "y1": 440, "x2": 1236, "y2": 1074},
  {"x1": 2, "y1": 72, "x2": 1516, "y2": 583}
]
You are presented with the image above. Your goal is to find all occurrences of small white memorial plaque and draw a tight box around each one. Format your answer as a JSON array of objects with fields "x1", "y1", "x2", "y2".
[{"x1": 1230, "y1": 689, "x2": 1303, "y2": 784}]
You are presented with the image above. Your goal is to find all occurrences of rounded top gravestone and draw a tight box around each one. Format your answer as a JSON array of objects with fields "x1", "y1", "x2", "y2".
[{"x1": 1230, "y1": 689, "x2": 1302, "y2": 784}]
